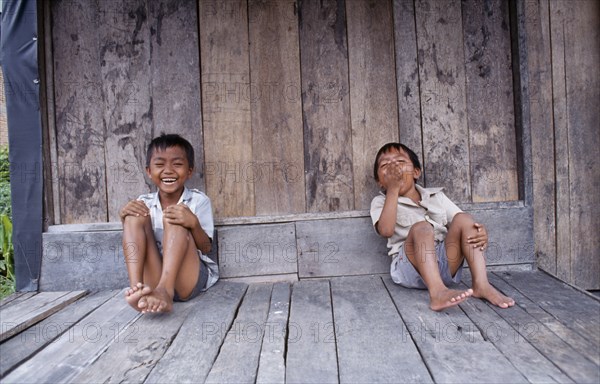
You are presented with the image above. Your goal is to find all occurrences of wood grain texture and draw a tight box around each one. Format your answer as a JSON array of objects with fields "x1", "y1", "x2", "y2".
[
  {"x1": 0, "y1": 291, "x2": 87, "y2": 342},
  {"x1": 393, "y1": 0, "x2": 424, "y2": 164},
  {"x1": 249, "y1": 0, "x2": 306, "y2": 215},
  {"x1": 346, "y1": 0, "x2": 399, "y2": 209},
  {"x1": 415, "y1": 0, "x2": 470, "y2": 201},
  {"x1": 205, "y1": 283, "x2": 273, "y2": 383},
  {"x1": 144, "y1": 282, "x2": 248, "y2": 383},
  {"x1": 333, "y1": 276, "x2": 433, "y2": 383},
  {"x1": 383, "y1": 276, "x2": 528, "y2": 384},
  {"x1": 526, "y1": 0, "x2": 557, "y2": 275},
  {"x1": 51, "y1": 0, "x2": 107, "y2": 223},
  {"x1": 199, "y1": 0, "x2": 254, "y2": 217},
  {"x1": 286, "y1": 280, "x2": 338, "y2": 384},
  {"x1": 462, "y1": 0, "x2": 518, "y2": 202},
  {"x1": 299, "y1": 0, "x2": 354, "y2": 213}
]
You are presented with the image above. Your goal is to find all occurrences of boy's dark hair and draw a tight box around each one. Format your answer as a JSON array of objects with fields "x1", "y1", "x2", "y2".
[
  {"x1": 373, "y1": 142, "x2": 421, "y2": 182},
  {"x1": 146, "y1": 133, "x2": 195, "y2": 169}
]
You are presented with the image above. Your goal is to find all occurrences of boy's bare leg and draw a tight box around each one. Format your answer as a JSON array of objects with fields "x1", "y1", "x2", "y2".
[
  {"x1": 142, "y1": 219, "x2": 200, "y2": 313},
  {"x1": 445, "y1": 213, "x2": 515, "y2": 308},
  {"x1": 405, "y1": 222, "x2": 472, "y2": 311},
  {"x1": 122, "y1": 215, "x2": 162, "y2": 311}
]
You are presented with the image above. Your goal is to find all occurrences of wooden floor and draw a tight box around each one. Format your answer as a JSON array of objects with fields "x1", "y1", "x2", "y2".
[{"x1": 0, "y1": 270, "x2": 598, "y2": 383}]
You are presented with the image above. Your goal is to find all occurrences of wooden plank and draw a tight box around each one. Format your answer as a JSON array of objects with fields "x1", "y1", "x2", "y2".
[
  {"x1": 72, "y1": 290, "x2": 209, "y2": 383},
  {"x1": 248, "y1": 0, "x2": 305, "y2": 215},
  {"x1": 482, "y1": 273, "x2": 599, "y2": 383},
  {"x1": 299, "y1": 0, "x2": 354, "y2": 213},
  {"x1": 525, "y1": 0, "x2": 557, "y2": 275},
  {"x1": 393, "y1": 0, "x2": 424, "y2": 165},
  {"x1": 346, "y1": 0, "x2": 399, "y2": 210},
  {"x1": 40, "y1": 231, "x2": 128, "y2": 291},
  {"x1": 256, "y1": 282, "x2": 291, "y2": 384},
  {"x1": 462, "y1": 0, "x2": 518, "y2": 202},
  {"x1": 147, "y1": 0, "x2": 205, "y2": 192},
  {"x1": 457, "y1": 281, "x2": 574, "y2": 383},
  {"x1": 0, "y1": 290, "x2": 117, "y2": 378},
  {"x1": 144, "y1": 282, "x2": 248, "y2": 383},
  {"x1": 0, "y1": 292, "x2": 36, "y2": 308},
  {"x1": 549, "y1": 0, "x2": 571, "y2": 283},
  {"x1": 1, "y1": 293, "x2": 140, "y2": 384},
  {"x1": 199, "y1": 0, "x2": 254, "y2": 218},
  {"x1": 415, "y1": 0, "x2": 470, "y2": 201},
  {"x1": 286, "y1": 280, "x2": 338, "y2": 384},
  {"x1": 332, "y1": 276, "x2": 432, "y2": 383},
  {"x1": 218, "y1": 223, "x2": 297, "y2": 278},
  {"x1": 296, "y1": 217, "x2": 389, "y2": 278},
  {"x1": 494, "y1": 271, "x2": 600, "y2": 349},
  {"x1": 382, "y1": 276, "x2": 527, "y2": 383},
  {"x1": 0, "y1": 291, "x2": 87, "y2": 342},
  {"x1": 51, "y1": 0, "x2": 107, "y2": 223},
  {"x1": 563, "y1": 0, "x2": 600, "y2": 290},
  {"x1": 98, "y1": 0, "x2": 153, "y2": 222},
  {"x1": 205, "y1": 283, "x2": 273, "y2": 383}
]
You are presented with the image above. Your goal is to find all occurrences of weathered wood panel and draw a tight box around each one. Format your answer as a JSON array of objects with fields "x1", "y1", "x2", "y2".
[
  {"x1": 205, "y1": 283, "x2": 272, "y2": 383},
  {"x1": 256, "y1": 282, "x2": 291, "y2": 384},
  {"x1": 561, "y1": 0, "x2": 600, "y2": 290},
  {"x1": 0, "y1": 291, "x2": 86, "y2": 342},
  {"x1": 218, "y1": 223, "x2": 297, "y2": 278},
  {"x1": 415, "y1": 0, "x2": 470, "y2": 201},
  {"x1": 249, "y1": 0, "x2": 305, "y2": 215},
  {"x1": 346, "y1": 0, "x2": 399, "y2": 209},
  {"x1": 200, "y1": 0, "x2": 254, "y2": 217},
  {"x1": 383, "y1": 276, "x2": 528, "y2": 383},
  {"x1": 296, "y1": 217, "x2": 389, "y2": 278},
  {"x1": 1, "y1": 294, "x2": 140, "y2": 384},
  {"x1": 51, "y1": 0, "x2": 107, "y2": 223},
  {"x1": 0, "y1": 291, "x2": 116, "y2": 378},
  {"x1": 333, "y1": 276, "x2": 433, "y2": 383},
  {"x1": 286, "y1": 280, "x2": 338, "y2": 384},
  {"x1": 463, "y1": 0, "x2": 518, "y2": 202},
  {"x1": 299, "y1": 0, "x2": 354, "y2": 213},
  {"x1": 393, "y1": 0, "x2": 423, "y2": 163},
  {"x1": 526, "y1": 0, "x2": 556, "y2": 275},
  {"x1": 144, "y1": 282, "x2": 248, "y2": 383}
]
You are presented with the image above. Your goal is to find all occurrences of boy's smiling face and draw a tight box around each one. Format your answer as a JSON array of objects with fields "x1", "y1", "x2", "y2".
[
  {"x1": 376, "y1": 148, "x2": 421, "y2": 196},
  {"x1": 146, "y1": 145, "x2": 193, "y2": 199}
]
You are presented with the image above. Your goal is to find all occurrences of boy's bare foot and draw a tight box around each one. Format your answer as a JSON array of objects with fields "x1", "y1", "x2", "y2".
[
  {"x1": 140, "y1": 286, "x2": 173, "y2": 313},
  {"x1": 429, "y1": 288, "x2": 473, "y2": 311},
  {"x1": 472, "y1": 284, "x2": 515, "y2": 308},
  {"x1": 124, "y1": 283, "x2": 152, "y2": 312}
]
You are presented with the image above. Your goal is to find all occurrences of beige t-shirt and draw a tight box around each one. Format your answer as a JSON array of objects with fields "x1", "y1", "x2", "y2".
[{"x1": 370, "y1": 184, "x2": 463, "y2": 256}]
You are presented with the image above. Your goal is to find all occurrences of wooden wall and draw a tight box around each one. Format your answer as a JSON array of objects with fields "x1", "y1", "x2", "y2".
[
  {"x1": 525, "y1": 0, "x2": 600, "y2": 289},
  {"x1": 42, "y1": 0, "x2": 598, "y2": 288},
  {"x1": 45, "y1": 0, "x2": 518, "y2": 222}
]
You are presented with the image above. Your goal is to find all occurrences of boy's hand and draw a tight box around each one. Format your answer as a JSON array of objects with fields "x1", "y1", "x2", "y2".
[
  {"x1": 467, "y1": 222, "x2": 488, "y2": 250},
  {"x1": 163, "y1": 203, "x2": 198, "y2": 230},
  {"x1": 381, "y1": 160, "x2": 404, "y2": 192},
  {"x1": 119, "y1": 200, "x2": 149, "y2": 222}
]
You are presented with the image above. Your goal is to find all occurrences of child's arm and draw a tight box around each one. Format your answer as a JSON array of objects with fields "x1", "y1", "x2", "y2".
[
  {"x1": 375, "y1": 162, "x2": 404, "y2": 237},
  {"x1": 163, "y1": 204, "x2": 212, "y2": 254}
]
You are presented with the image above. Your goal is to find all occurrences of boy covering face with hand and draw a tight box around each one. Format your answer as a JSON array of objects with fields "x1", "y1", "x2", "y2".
[{"x1": 370, "y1": 143, "x2": 514, "y2": 311}]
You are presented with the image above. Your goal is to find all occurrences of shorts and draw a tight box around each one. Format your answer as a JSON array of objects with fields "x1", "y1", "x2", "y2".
[
  {"x1": 390, "y1": 240, "x2": 464, "y2": 289},
  {"x1": 173, "y1": 257, "x2": 209, "y2": 302}
]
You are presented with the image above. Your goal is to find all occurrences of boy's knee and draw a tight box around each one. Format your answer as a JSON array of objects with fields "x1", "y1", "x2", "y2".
[
  {"x1": 410, "y1": 221, "x2": 434, "y2": 237},
  {"x1": 123, "y1": 214, "x2": 150, "y2": 228}
]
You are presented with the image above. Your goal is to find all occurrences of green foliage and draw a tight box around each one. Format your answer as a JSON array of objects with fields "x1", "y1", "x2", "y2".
[{"x1": 0, "y1": 146, "x2": 14, "y2": 298}]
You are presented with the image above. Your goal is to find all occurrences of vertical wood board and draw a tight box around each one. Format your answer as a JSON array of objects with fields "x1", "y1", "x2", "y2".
[
  {"x1": 462, "y1": 0, "x2": 519, "y2": 202},
  {"x1": 415, "y1": 0, "x2": 471, "y2": 201},
  {"x1": 249, "y1": 0, "x2": 306, "y2": 215},
  {"x1": 300, "y1": 0, "x2": 355, "y2": 213},
  {"x1": 346, "y1": 0, "x2": 399, "y2": 209},
  {"x1": 199, "y1": 0, "x2": 254, "y2": 217}
]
